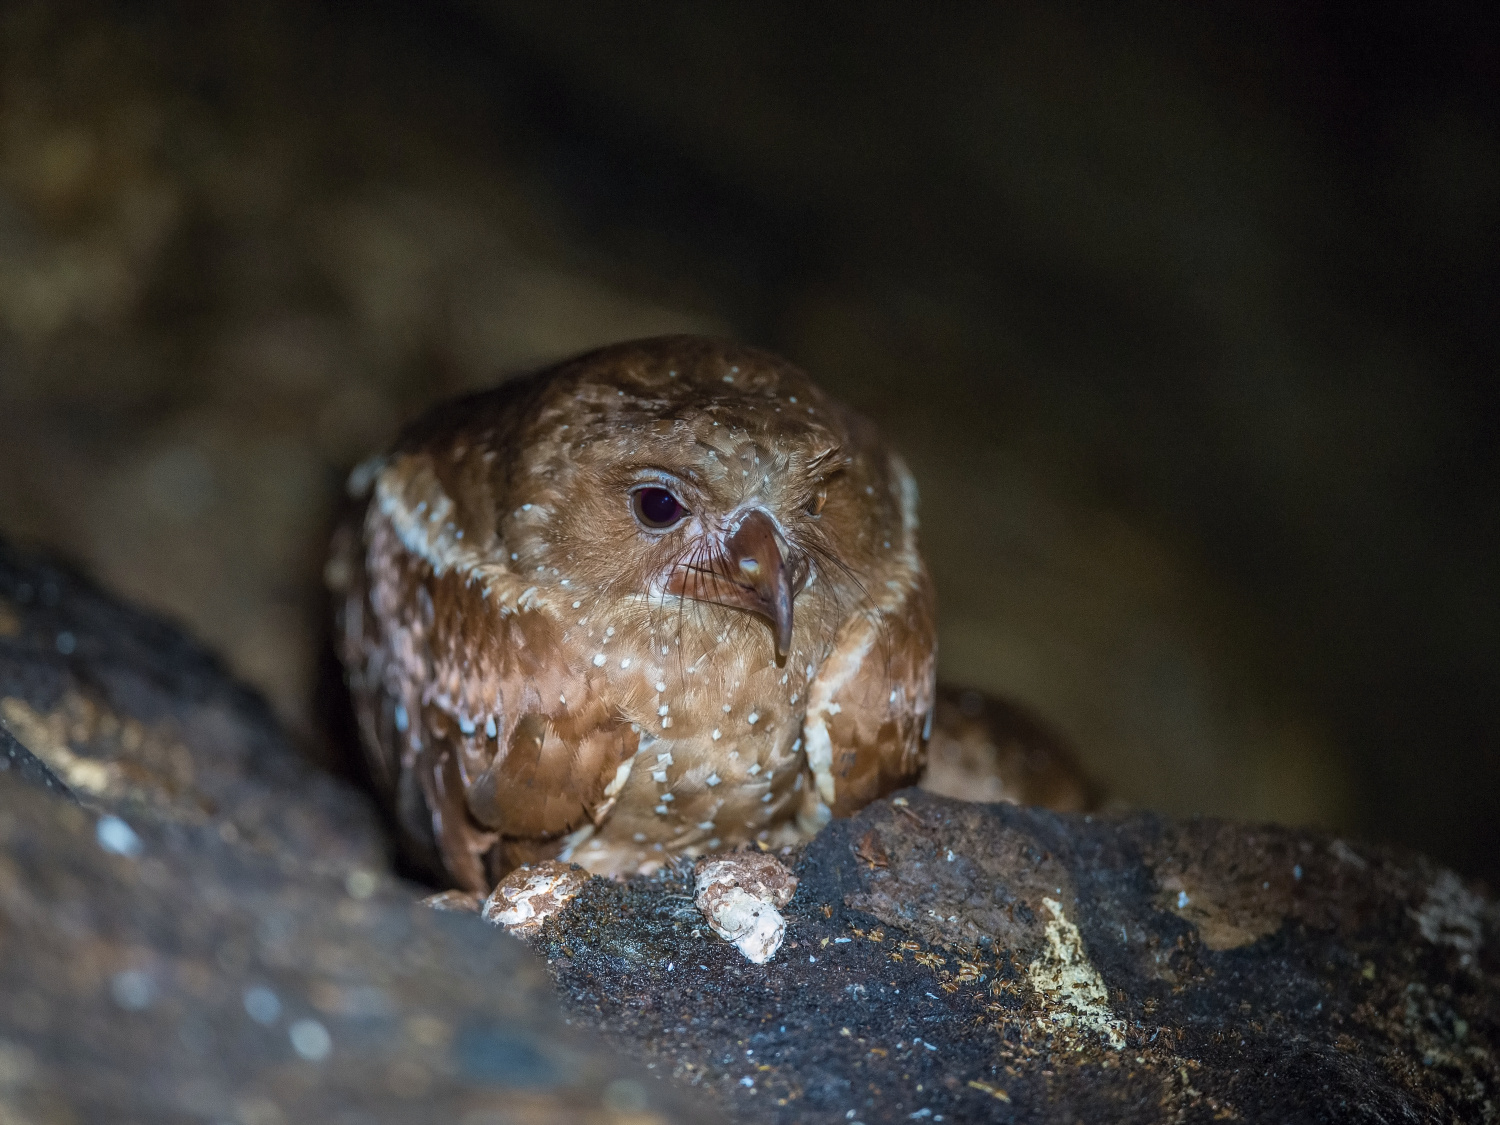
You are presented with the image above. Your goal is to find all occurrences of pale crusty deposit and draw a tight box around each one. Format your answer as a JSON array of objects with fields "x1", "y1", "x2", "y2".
[
  {"x1": 693, "y1": 851, "x2": 799, "y2": 963},
  {"x1": 483, "y1": 860, "x2": 592, "y2": 936}
]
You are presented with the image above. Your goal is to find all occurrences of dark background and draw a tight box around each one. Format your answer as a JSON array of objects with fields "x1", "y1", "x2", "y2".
[{"x1": 1, "y1": 1, "x2": 1495, "y2": 880}]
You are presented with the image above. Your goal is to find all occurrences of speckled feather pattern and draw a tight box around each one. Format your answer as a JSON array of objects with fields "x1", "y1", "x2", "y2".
[{"x1": 330, "y1": 337, "x2": 936, "y2": 891}]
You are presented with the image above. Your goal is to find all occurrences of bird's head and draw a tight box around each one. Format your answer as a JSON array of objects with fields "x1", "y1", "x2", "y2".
[{"x1": 496, "y1": 337, "x2": 916, "y2": 665}]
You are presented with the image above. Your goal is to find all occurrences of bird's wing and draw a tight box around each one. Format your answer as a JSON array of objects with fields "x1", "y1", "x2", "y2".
[
  {"x1": 802, "y1": 459, "x2": 938, "y2": 818},
  {"x1": 332, "y1": 450, "x2": 637, "y2": 892}
]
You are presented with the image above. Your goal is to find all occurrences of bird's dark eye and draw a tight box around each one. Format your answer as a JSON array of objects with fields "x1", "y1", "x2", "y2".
[
  {"x1": 806, "y1": 487, "x2": 827, "y2": 516},
  {"x1": 632, "y1": 487, "x2": 687, "y2": 529}
]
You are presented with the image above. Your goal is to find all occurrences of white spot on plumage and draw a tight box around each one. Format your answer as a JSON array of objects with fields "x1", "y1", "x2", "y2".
[
  {"x1": 711, "y1": 729, "x2": 721, "y2": 740},
  {"x1": 652, "y1": 770, "x2": 668, "y2": 783},
  {"x1": 620, "y1": 658, "x2": 631, "y2": 668},
  {"x1": 603, "y1": 759, "x2": 634, "y2": 798},
  {"x1": 593, "y1": 653, "x2": 607, "y2": 667},
  {"x1": 747, "y1": 712, "x2": 759, "y2": 725},
  {"x1": 485, "y1": 716, "x2": 497, "y2": 738},
  {"x1": 706, "y1": 773, "x2": 721, "y2": 786}
]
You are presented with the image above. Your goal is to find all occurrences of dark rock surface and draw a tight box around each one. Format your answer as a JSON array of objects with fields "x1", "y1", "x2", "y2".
[
  {"x1": 532, "y1": 795, "x2": 1498, "y2": 1123},
  {"x1": 3, "y1": 536, "x2": 1496, "y2": 1123}
]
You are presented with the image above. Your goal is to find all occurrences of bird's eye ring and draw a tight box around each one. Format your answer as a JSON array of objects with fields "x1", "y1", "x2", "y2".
[
  {"x1": 632, "y1": 486, "x2": 688, "y2": 530},
  {"x1": 806, "y1": 487, "x2": 827, "y2": 517}
]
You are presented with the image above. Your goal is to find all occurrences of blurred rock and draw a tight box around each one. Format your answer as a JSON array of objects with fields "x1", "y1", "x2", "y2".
[
  {"x1": 919, "y1": 685, "x2": 1098, "y2": 813},
  {"x1": 0, "y1": 534, "x2": 385, "y2": 875},
  {"x1": 0, "y1": 536, "x2": 694, "y2": 1125},
  {"x1": 0, "y1": 774, "x2": 693, "y2": 1125}
]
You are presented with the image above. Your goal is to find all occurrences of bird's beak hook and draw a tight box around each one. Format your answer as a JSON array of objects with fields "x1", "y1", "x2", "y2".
[{"x1": 665, "y1": 509, "x2": 807, "y2": 662}]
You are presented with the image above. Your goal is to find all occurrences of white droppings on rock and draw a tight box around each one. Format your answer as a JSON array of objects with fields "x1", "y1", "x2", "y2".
[
  {"x1": 482, "y1": 861, "x2": 590, "y2": 937},
  {"x1": 694, "y1": 853, "x2": 798, "y2": 964},
  {"x1": 1025, "y1": 898, "x2": 1125, "y2": 1048}
]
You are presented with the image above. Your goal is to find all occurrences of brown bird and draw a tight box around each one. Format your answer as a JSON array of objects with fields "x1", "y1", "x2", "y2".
[{"x1": 328, "y1": 336, "x2": 936, "y2": 892}]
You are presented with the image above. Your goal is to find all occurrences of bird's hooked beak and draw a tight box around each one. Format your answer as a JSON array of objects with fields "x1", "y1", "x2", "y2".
[{"x1": 666, "y1": 509, "x2": 808, "y2": 661}]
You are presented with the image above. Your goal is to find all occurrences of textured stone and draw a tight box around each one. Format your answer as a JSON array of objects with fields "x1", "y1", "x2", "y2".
[{"x1": 527, "y1": 793, "x2": 1498, "y2": 1123}]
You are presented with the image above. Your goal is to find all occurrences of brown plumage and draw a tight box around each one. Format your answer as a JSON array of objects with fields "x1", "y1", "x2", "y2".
[{"x1": 328, "y1": 336, "x2": 936, "y2": 891}]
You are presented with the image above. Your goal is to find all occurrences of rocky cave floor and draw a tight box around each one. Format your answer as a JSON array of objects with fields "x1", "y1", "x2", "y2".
[{"x1": 1, "y1": 535, "x2": 1496, "y2": 1124}]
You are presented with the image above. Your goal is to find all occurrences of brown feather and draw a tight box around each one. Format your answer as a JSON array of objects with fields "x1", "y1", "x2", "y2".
[{"x1": 331, "y1": 336, "x2": 937, "y2": 889}]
